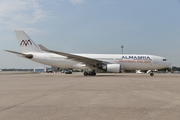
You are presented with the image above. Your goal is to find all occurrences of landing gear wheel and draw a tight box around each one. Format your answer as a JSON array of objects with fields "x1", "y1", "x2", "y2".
[
  {"x1": 91, "y1": 70, "x2": 96, "y2": 76},
  {"x1": 93, "y1": 72, "x2": 96, "y2": 76},
  {"x1": 89, "y1": 71, "x2": 96, "y2": 76},
  {"x1": 84, "y1": 72, "x2": 88, "y2": 76},
  {"x1": 83, "y1": 70, "x2": 96, "y2": 76},
  {"x1": 150, "y1": 72, "x2": 154, "y2": 76}
]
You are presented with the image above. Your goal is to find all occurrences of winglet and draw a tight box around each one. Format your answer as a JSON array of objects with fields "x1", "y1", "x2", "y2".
[{"x1": 38, "y1": 44, "x2": 49, "y2": 52}]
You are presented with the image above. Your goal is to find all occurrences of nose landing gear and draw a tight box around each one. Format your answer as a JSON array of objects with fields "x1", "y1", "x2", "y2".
[{"x1": 149, "y1": 71, "x2": 154, "y2": 76}]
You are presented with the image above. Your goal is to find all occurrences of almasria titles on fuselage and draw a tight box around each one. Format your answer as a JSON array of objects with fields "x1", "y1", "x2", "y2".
[
  {"x1": 5, "y1": 30, "x2": 172, "y2": 76},
  {"x1": 121, "y1": 56, "x2": 151, "y2": 60}
]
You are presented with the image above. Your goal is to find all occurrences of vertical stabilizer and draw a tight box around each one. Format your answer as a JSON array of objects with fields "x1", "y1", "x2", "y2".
[{"x1": 15, "y1": 30, "x2": 42, "y2": 53}]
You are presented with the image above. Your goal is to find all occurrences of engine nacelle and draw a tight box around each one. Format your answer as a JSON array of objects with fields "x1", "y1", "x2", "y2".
[{"x1": 103, "y1": 64, "x2": 121, "y2": 73}]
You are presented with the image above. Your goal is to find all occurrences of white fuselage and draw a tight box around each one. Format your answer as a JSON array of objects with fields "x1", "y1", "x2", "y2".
[{"x1": 28, "y1": 52, "x2": 171, "y2": 70}]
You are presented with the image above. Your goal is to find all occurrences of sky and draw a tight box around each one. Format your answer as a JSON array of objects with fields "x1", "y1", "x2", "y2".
[{"x1": 0, "y1": 0, "x2": 180, "y2": 69}]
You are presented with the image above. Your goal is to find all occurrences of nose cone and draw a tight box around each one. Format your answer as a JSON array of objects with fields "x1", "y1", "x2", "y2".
[
  {"x1": 163, "y1": 61, "x2": 172, "y2": 68},
  {"x1": 160, "y1": 57, "x2": 172, "y2": 67}
]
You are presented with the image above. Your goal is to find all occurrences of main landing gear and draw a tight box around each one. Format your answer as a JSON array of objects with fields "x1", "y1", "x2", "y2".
[{"x1": 84, "y1": 70, "x2": 96, "y2": 76}]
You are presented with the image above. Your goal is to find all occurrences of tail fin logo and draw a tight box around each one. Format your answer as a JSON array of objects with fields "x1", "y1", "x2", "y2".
[{"x1": 20, "y1": 39, "x2": 32, "y2": 46}]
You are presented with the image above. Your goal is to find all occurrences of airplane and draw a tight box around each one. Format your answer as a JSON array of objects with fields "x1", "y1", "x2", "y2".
[{"x1": 5, "y1": 30, "x2": 172, "y2": 76}]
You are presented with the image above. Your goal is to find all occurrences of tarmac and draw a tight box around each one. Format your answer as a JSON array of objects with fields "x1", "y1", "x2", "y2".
[{"x1": 0, "y1": 72, "x2": 180, "y2": 120}]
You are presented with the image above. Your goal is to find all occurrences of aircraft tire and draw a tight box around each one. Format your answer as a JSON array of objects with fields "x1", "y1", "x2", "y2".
[
  {"x1": 150, "y1": 73, "x2": 154, "y2": 76},
  {"x1": 84, "y1": 72, "x2": 88, "y2": 76},
  {"x1": 90, "y1": 71, "x2": 96, "y2": 76}
]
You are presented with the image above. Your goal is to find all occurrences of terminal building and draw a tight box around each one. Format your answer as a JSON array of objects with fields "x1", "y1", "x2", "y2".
[
  {"x1": 34, "y1": 67, "x2": 52, "y2": 73},
  {"x1": 33, "y1": 66, "x2": 60, "y2": 73},
  {"x1": 34, "y1": 67, "x2": 45, "y2": 73}
]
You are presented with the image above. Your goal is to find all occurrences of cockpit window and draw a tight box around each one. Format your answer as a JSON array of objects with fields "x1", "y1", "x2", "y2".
[{"x1": 163, "y1": 59, "x2": 167, "y2": 61}]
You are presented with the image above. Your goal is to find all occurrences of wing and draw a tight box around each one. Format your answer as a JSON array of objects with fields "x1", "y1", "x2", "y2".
[{"x1": 38, "y1": 44, "x2": 108, "y2": 70}]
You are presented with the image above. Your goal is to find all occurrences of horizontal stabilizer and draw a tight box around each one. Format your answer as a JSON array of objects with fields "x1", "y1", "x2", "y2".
[{"x1": 5, "y1": 50, "x2": 33, "y2": 59}]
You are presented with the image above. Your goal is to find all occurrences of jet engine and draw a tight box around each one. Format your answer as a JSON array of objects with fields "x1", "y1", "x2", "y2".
[{"x1": 102, "y1": 64, "x2": 121, "y2": 73}]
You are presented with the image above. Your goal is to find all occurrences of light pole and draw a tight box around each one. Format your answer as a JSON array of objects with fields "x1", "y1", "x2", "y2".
[{"x1": 121, "y1": 45, "x2": 124, "y2": 54}]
